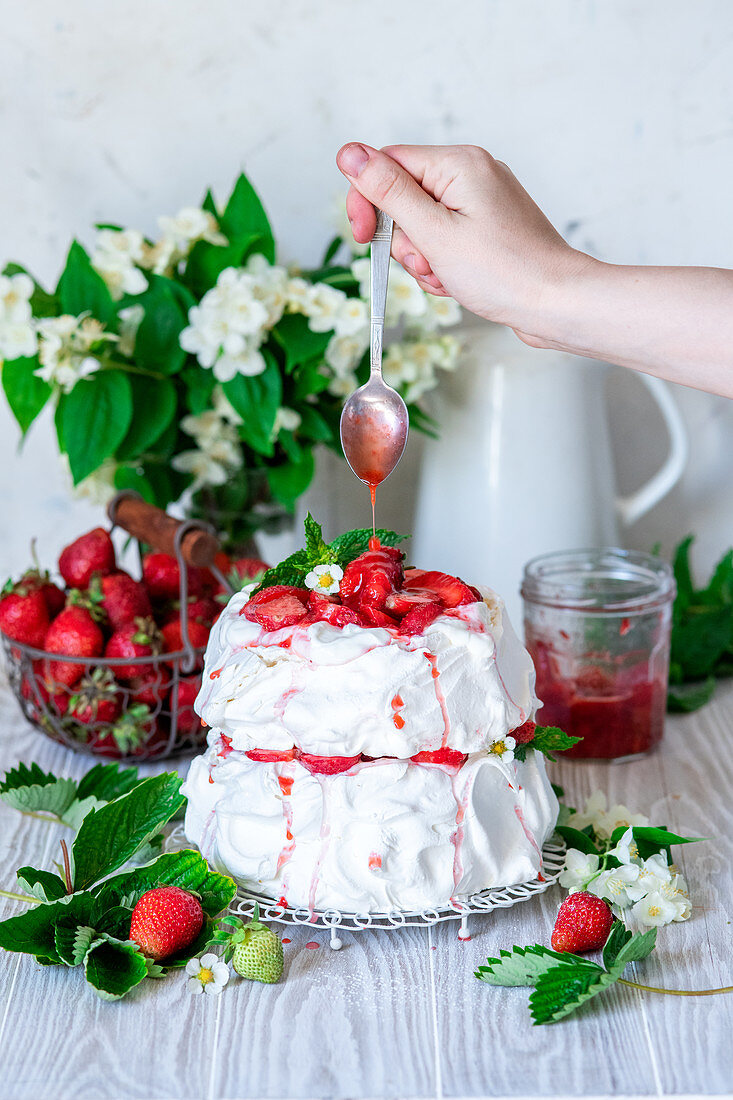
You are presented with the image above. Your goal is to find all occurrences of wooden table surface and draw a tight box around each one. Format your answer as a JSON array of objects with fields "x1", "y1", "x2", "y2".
[{"x1": 1, "y1": 676, "x2": 731, "y2": 1100}]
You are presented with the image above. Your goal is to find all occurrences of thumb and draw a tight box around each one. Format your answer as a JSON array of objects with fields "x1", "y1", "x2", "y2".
[{"x1": 337, "y1": 143, "x2": 447, "y2": 247}]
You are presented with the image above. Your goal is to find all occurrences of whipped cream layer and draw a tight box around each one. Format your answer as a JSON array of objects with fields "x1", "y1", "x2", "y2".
[
  {"x1": 183, "y1": 735, "x2": 558, "y2": 913},
  {"x1": 195, "y1": 587, "x2": 538, "y2": 757}
]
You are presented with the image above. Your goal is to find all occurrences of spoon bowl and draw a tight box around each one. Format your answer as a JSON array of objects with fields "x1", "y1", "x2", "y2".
[{"x1": 340, "y1": 374, "x2": 409, "y2": 489}]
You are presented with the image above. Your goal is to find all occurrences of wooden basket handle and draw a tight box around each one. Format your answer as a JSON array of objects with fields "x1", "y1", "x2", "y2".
[{"x1": 107, "y1": 493, "x2": 220, "y2": 568}]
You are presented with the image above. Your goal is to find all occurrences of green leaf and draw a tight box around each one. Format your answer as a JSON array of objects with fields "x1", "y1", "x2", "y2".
[
  {"x1": 132, "y1": 275, "x2": 188, "y2": 374},
  {"x1": 183, "y1": 366, "x2": 216, "y2": 415},
  {"x1": 219, "y1": 172, "x2": 274, "y2": 261},
  {"x1": 76, "y1": 762, "x2": 142, "y2": 804},
  {"x1": 271, "y1": 313, "x2": 331, "y2": 372},
  {"x1": 115, "y1": 375, "x2": 178, "y2": 460},
  {"x1": 2, "y1": 357, "x2": 52, "y2": 435},
  {"x1": 704, "y1": 549, "x2": 733, "y2": 605},
  {"x1": 57, "y1": 241, "x2": 116, "y2": 325},
  {"x1": 672, "y1": 535, "x2": 695, "y2": 611},
  {"x1": 3, "y1": 263, "x2": 57, "y2": 317},
  {"x1": 16, "y1": 867, "x2": 68, "y2": 903},
  {"x1": 55, "y1": 921, "x2": 96, "y2": 967},
  {"x1": 0, "y1": 762, "x2": 78, "y2": 818},
  {"x1": 0, "y1": 892, "x2": 96, "y2": 962},
  {"x1": 113, "y1": 465, "x2": 156, "y2": 504},
  {"x1": 292, "y1": 360, "x2": 331, "y2": 400},
  {"x1": 554, "y1": 825, "x2": 601, "y2": 856},
  {"x1": 610, "y1": 926, "x2": 657, "y2": 968},
  {"x1": 183, "y1": 236, "x2": 261, "y2": 299},
  {"x1": 667, "y1": 677, "x2": 717, "y2": 713},
  {"x1": 601, "y1": 921, "x2": 632, "y2": 969},
  {"x1": 296, "y1": 404, "x2": 333, "y2": 443},
  {"x1": 93, "y1": 849, "x2": 236, "y2": 918},
  {"x1": 266, "y1": 449, "x2": 315, "y2": 509},
  {"x1": 84, "y1": 936, "x2": 148, "y2": 1000},
  {"x1": 71, "y1": 774, "x2": 184, "y2": 891},
  {"x1": 329, "y1": 526, "x2": 406, "y2": 565},
  {"x1": 56, "y1": 370, "x2": 133, "y2": 484},
  {"x1": 629, "y1": 826, "x2": 705, "y2": 860},
  {"x1": 529, "y1": 962, "x2": 619, "y2": 1025},
  {"x1": 201, "y1": 189, "x2": 218, "y2": 217},
  {"x1": 224, "y1": 350, "x2": 282, "y2": 456},
  {"x1": 516, "y1": 725, "x2": 582, "y2": 763},
  {"x1": 320, "y1": 235, "x2": 344, "y2": 266},
  {"x1": 475, "y1": 944, "x2": 593, "y2": 987},
  {"x1": 304, "y1": 512, "x2": 329, "y2": 559}
]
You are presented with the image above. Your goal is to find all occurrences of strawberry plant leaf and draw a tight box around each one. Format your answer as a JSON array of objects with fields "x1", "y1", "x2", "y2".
[
  {"x1": 610, "y1": 927, "x2": 657, "y2": 969},
  {"x1": 92, "y1": 849, "x2": 236, "y2": 918},
  {"x1": 529, "y1": 962, "x2": 619, "y2": 1025},
  {"x1": 160, "y1": 919, "x2": 216, "y2": 970},
  {"x1": 475, "y1": 944, "x2": 596, "y2": 987},
  {"x1": 0, "y1": 763, "x2": 78, "y2": 819},
  {"x1": 83, "y1": 936, "x2": 148, "y2": 1000},
  {"x1": 16, "y1": 867, "x2": 67, "y2": 903},
  {"x1": 71, "y1": 774, "x2": 184, "y2": 891},
  {"x1": 0, "y1": 892, "x2": 97, "y2": 963},
  {"x1": 601, "y1": 920, "x2": 632, "y2": 969},
  {"x1": 54, "y1": 920, "x2": 96, "y2": 967}
]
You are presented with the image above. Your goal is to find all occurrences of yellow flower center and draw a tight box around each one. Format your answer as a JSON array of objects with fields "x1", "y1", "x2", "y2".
[
  {"x1": 647, "y1": 905, "x2": 661, "y2": 917},
  {"x1": 198, "y1": 967, "x2": 214, "y2": 984},
  {"x1": 318, "y1": 574, "x2": 334, "y2": 588},
  {"x1": 491, "y1": 741, "x2": 506, "y2": 756}
]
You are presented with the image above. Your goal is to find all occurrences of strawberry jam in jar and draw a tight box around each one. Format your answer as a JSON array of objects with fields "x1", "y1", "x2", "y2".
[{"x1": 521, "y1": 549, "x2": 675, "y2": 761}]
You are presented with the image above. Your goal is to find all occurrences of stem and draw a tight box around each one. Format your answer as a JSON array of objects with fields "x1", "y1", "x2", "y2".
[
  {"x1": 0, "y1": 889, "x2": 40, "y2": 905},
  {"x1": 60, "y1": 839, "x2": 72, "y2": 894},
  {"x1": 618, "y1": 977, "x2": 733, "y2": 997}
]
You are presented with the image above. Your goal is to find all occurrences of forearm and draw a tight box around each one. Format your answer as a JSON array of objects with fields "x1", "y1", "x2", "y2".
[{"x1": 526, "y1": 257, "x2": 733, "y2": 397}]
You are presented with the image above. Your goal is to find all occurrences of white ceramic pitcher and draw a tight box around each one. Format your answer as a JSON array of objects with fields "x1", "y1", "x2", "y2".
[{"x1": 413, "y1": 319, "x2": 688, "y2": 630}]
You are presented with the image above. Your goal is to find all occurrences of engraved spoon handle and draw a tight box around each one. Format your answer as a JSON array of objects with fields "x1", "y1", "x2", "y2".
[{"x1": 370, "y1": 209, "x2": 394, "y2": 377}]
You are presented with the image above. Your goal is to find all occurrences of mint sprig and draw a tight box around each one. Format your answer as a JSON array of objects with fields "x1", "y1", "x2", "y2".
[
  {"x1": 476, "y1": 922, "x2": 657, "y2": 1024},
  {"x1": 253, "y1": 513, "x2": 407, "y2": 593},
  {"x1": 514, "y1": 725, "x2": 582, "y2": 763}
]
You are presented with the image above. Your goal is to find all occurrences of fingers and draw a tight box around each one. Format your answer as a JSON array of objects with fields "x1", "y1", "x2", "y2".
[
  {"x1": 337, "y1": 143, "x2": 448, "y2": 251},
  {"x1": 391, "y1": 226, "x2": 432, "y2": 277},
  {"x1": 345, "y1": 186, "x2": 376, "y2": 244}
]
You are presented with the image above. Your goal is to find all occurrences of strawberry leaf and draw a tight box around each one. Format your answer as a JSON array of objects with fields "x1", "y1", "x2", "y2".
[
  {"x1": 0, "y1": 892, "x2": 97, "y2": 963},
  {"x1": 529, "y1": 962, "x2": 620, "y2": 1025},
  {"x1": 604, "y1": 925, "x2": 657, "y2": 970},
  {"x1": 83, "y1": 936, "x2": 148, "y2": 1000},
  {"x1": 16, "y1": 867, "x2": 67, "y2": 903},
  {"x1": 0, "y1": 763, "x2": 78, "y2": 819},
  {"x1": 92, "y1": 849, "x2": 236, "y2": 918},
  {"x1": 475, "y1": 944, "x2": 596, "y2": 987}
]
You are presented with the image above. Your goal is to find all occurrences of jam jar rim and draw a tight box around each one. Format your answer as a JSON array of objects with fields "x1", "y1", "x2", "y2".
[{"x1": 521, "y1": 547, "x2": 675, "y2": 613}]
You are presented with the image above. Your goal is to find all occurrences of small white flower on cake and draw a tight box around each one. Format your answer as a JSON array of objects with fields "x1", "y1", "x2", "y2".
[
  {"x1": 488, "y1": 735, "x2": 516, "y2": 764},
  {"x1": 305, "y1": 563, "x2": 343, "y2": 595},
  {"x1": 186, "y1": 953, "x2": 230, "y2": 996}
]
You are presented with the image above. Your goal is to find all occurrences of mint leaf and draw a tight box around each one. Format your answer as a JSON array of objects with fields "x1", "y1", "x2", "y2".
[
  {"x1": 83, "y1": 936, "x2": 148, "y2": 1000},
  {"x1": 529, "y1": 962, "x2": 619, "y2": 1025},
  {"x1": 304, "y1": 512, "x2": 330, "y2": 560},
  {"x1": 329, "y1": 527, "x2": 406, "y2": 566},
  {"x1": 475, "y1": 944, "x2": 593, "y2": 987},
  {"x1": 71, "y1": 774, "x2": 184, "y2": 890},
  {"x1": 514, "y1": 725, "x2": 582, "y2": 763},
  {"x1": 16, "y1": 867, "x2": 67, "y2": 903},
  {"x1": 93, "y1": 849, "x2": 235, "y2": 918},
  {"x1": 0, "y1": 763, "x2": 77, "y2": 819}
]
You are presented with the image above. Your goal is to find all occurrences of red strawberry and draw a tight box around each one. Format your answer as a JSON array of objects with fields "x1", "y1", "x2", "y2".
[
  {"x1": 245, "y1": 584, "x2": 310, "y2": 609},
  {"x1": 129, "y1": 886, "x2": 204, "y2": 960},
  {"x1": 403, "y1": 569, "x2": 477, "y2": 608},
  {"x1": 245, "y1": 592, "x2": 309, "y2": 632},
  {"x1": 143, "y1": 553, "x2": 206, "y2": 601},
  {"x1": 385, "y1": 588, "x2": 437, "y2": 615},
  {"x1": 360, "y1": 606, "x2": 397, "y2": 628},
  {"x1": 95, "y1": 573, "x2": 152, "y2": 630},
  {"x1": 512, "y1": 719, "x2": 537, "y2": 744},
  {"x1": 161, "y1": 618, "x2": 210, "y2": 657},
  {"x1": 299, "y1": 752, "x2": 361, "y2": 775},
  {"x1": 126, "y1": 667, "x2": 171, "y2": 708},
  {"x1": 42, "y1": 606, "x2": 105, "y2": 688},
  {"x1": 551, "y1": 892, "x2": 614, "y2": 954},
  {"x1": 411, "y1": 748, "x2": 468, "y2": 767},
  {"x1": 58, "y1": 528, "x2": 116, "y2": 589},
  {"x1": 170, "y1": 675, "x2": 202, "y2": 736},
  {"x1": 19, "y1": 570, "x2": 65, "y2": 617},
  {"x1": 218, "y1": 556, "x2": 270, "y2": 595},
  {"x1": 306, "y1": 591, "x2": 363, "y2": 628},
  {"x1": 340, "y1": 546, "x2": 403, "y2": 612},
  {"x1": 68, "y1": 668, "x2": 121, "y2": 726},
  {"x1": 246, "y1": 747, "x2": 296, "y2": 763},
  {"x1": 104, "y1": 617, "x2": 162, "y2": 680},
  {"x1": 164, "y1": 596, "x2": 219, "y2": 628},
  {"x1": 0, "y1": 584, "x2": 49, "y2": 647},
  {"x1": 106, "y1": 703, "x2": 158, "y2": 756},
  {"x1": 21, "y1": 660, "x2": 69, "y2": 717},
  {"x1": 397, "y1": 601, "x2": 443, "y2": 636}
]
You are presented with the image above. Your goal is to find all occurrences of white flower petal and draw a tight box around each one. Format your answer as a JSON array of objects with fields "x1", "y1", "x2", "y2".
[
  {"x1": 188, "y1": 977, "x2": 205, "y2": 994},
  {"x1": 186, "y1": 957, "x2": 202, "y2": 976},
  {"x1": 200, "y1": 953, "x2": 217, "y2": 968}
]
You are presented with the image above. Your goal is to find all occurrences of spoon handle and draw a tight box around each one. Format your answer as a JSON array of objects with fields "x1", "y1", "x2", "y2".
[{"x1": 370, "y1": 209, "x2": 394, "y2": 376}]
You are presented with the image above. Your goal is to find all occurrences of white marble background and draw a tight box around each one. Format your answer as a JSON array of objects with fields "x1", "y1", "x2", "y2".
[{"x1": 1, "y1": 0, "x2": 732, "y2": 591}]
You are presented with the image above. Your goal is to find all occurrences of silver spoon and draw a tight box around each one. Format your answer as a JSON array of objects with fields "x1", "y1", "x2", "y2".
[{"x1": 340, "y1": 209, "x2": 409, "y2": 505}]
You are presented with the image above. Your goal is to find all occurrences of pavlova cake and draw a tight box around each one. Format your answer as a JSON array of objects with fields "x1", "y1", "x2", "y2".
[{"x1": 183, "y1": 518, "x2": 560, "y2": 914}]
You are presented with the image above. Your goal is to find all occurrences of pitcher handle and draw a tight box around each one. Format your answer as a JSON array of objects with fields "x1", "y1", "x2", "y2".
[{"x1": 615, "y1": 374, "x2": 689, "y2": 527}]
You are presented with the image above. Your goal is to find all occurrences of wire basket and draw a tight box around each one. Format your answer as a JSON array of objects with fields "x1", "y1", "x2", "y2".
[{"x1": 1, "y1": 492, "x2": 233, "y2": 762}]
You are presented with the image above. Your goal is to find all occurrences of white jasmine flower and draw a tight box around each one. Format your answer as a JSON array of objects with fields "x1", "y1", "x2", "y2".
[
  {"x1": 565, "y1": 791, "x2": 650, "y2": 840},
  {"x1": 586, "y1": 864, "x2": 641, "y2": 911},
  {"x1": 350, "y1": 258, "x2": 370, "y2": 300},
  {"x1": 245, "y1": 254, "x2": 288, "y2": 326},
  {"x1": 213, "y1": 344, "x2": 267, "y2": 382},
  {"x1": 211, "y1": 385, "x2": 243, "y2": 425},
  {"x1": 91, "y1": 229, "x2": 149, "y2": 300},
  {"x1": 180, "y1": 410, "x2": 242, "y2": 471},
  {"x1": 630, "y1": 890, "x2": 682, "y2": 928},
  {"x1": 117, "y1": 304, "x2": 145, "y2": 358},
  {"x1": 272, "y1": 406, "x2": 301, "y2": 438},
  {"x1": 35, "y1": 315, "x2": 114, "y2": 393},
  {"x1": 334, "y1": 296, "x2": 369, "y2": 337},
  {"x1": 304, "y1": 283, "x2": 348, "y2": 333},
  {"x1": 430, "y1": 334, "x2": 461, "y2": 370},
  {"x1": 285, "y1": 276, "x2": 311, "y2": 311},
  {"x1": 558, "y1": 849, "x2": 600, "y2": 892},
  {"x1": 0, "y1": 273, "x2": 34, "y2": 322},
  {"x1": 608, "y1": 827, "x2": 642, "y2": 867},
  {"x1": 325, "y1": 332, "x2": 368, "y2": 376},
  {"x1": 488, "y1": 736, "x2": 516, "y2": 764},
  {"x1": 386, "y1": 262, "x2": 428, "y2": 325},
  {"x1": 180, "y1": 269, "x2": 269, "y2": 376},
  {"x1": 304, "y1": 563, "x2": 343, "y2": 595},
  {"x1": 0, "y1": 319, "x2": 37, "y2": 360},
  {"x1": 424, "y1": 294, "x2": 462, "y2": 328},
  {"x1": 603, "y1": 804, "x2": 651, "y2": 838},
  {"x1": 143, "y1": 237, "x2": 178, "y2": 276},
  {"x1": 172, "y1": 449, "x2": 229, "y2": 489},
  {"x1": 158, "y1": 207, "x2": 227, "y2": 251},
  {"x1": 186, "y1": 953, "x2": 230, "y2": 996}
]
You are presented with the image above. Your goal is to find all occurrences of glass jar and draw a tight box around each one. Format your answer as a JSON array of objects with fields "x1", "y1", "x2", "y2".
[{"x1": 521, "y1": 549, "x2": 675, "y2": 761}]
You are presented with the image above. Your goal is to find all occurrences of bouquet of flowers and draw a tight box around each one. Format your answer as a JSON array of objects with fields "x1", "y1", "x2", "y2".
[{"x1": 0, "y1": 173, "x2": 461, "y2": 550}]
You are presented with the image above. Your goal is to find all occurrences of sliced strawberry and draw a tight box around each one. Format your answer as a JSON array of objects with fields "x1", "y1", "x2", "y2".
[
  {"x1": 385, "y1": 588, "x2": 437, "y2": 615},
  {"x1": 307, "y1": 591, "x2": 363, "y2": 628},
  {"x1": 512, "y1": 719, "x2": 537, "y2": 744},
  {"x1": 247, "y1": 594, "x2": 308, "y2": 632},
  {"x1": 245, "y1": 748, "x2": 297, "y2": 763},
  {"x1": 340, "y1": 547, "x2": 403, "y2": 611},
  {"x1": 360, "y1": 606, "x2": 397, "y2": 628},
  {"x1": 397, "y1": 601, "x2": 443, "y2": 636},
  {"x1": 403, "y1": 569, "x2": 477, "y2": 608},
  {"x1": 245, "y1": 584, "x2": 309, "y2": 609},
  {"x1": 299, "y1": 752, "x2": 361, "y2": 775},
  {"x1": 411, "y1": 748, "x2": 468, "y2": 767}
]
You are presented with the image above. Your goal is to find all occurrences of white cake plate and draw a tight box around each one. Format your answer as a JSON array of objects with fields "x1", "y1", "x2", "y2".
[{"x1": 167, "y1": 825, "x2": 566, "y2": 950}]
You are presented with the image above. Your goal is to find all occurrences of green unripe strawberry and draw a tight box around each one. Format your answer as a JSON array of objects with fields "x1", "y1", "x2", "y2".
[{"x1": 231, "y1": 924, "x2": 284, "y2": 984}]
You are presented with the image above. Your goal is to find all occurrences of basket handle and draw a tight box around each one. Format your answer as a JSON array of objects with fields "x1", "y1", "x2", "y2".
[{"x1": 107, "y1": 492, "x2": 220, "y2": 568}]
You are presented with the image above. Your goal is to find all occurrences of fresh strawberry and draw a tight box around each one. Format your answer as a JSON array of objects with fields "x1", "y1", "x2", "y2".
[
  {"x1": 306, "y1": 591, "x2": 363, "y2": 628},
  {"x1": 385, "y1": 588, "x2": 437, "y2": 615},
  {"x1": 228, "y1": 557, "x2": 269, "y2": 587},
  {"x1": 58, "y1": 528, "x2": 116, "y2": 589},
  {"x1": 359, "y1": 606, "x2": 397, "y2": 628},
  {"x1": 161, "y1": 618, "x2": 210, "y2": 657},
  {"x1": 245, "y1": 592, "x2": 309, "y2": 632},
  {"x1": 68, "y1": 668, "x2": 121, "y2": 725},
  {"x1": 512, "y1": 719, "x2": 537, "y2": 744},
  {"x1": 231, "y1": 913, "x2": 283, "y2": 984},
  {"x1": 109, "y1": 703, "x2": 157, "y2": 756},
  {"x1": 403, "y1": 569, "x2": 477, "y2": 608},
  {"x1": 551, "y1": 892, "x2": 614, "y2": 954},
  {"x1": 19, "y1": 570, "x2": 65, "y2": 617},
  {"x1": 42, "y1": 606, "x2": 105, "y2": 687},
  {"x1": 0, "y1": 583, "x2": 49, "y2": 647},
  {"x1": 164, "y1": 596, "x2": 219, "y2": 628},
  {"x1": 126, "y1": 667, "x2": 171, "y2": 708},
  {"x1": 245, "y1": 748, "x2": 296, "y2": 762},
  {"x1": 411, "y1": 748, "x2": 467, "y2": 767},
  {"x1": 142, "y1": 553, "x2": 206, "y2": 601},
  {"x1": 21, "y1": 660, "x2": 69, "y2": 716},
  {"x1": 95, "y1": 572, "x2": 152, "y2": 630},
  {"x1": 299, "y1": 752, "x2": 361, "y2": 775},
  {"x1": 170, "y1": 675, "x2": 202, "y2": 736},
  {"x1": 129, "y1": 886, "x2": 204, "y2": 961},
  {"x1": 104, "y1": 617, "x2": 162, "y2": 680},
  {"x1": 245, "y1": 584, "x2": 310, "y2": 609},
  {"x1": 397, "y1": 601, "x2": 443, "y2": 636}
]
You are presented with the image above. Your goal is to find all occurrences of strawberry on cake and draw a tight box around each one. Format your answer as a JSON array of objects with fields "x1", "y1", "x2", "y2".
[{"x1": 183, "y1": 518, "x2": 560, "y2": 914}]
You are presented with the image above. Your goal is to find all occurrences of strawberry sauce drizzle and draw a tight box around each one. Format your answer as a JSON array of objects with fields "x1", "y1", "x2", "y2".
[
  {"x1": 209, "y1": 667, "x2": 222, "y2": 680},
  {"x1": 513, "y1": 802, "x2": 543, "y2": 872},
  {"x1": 424, "y1": 653, "x2": 450, "y2": 747},
  {"x1": 368, "y1": 851, "x2": 382, "y2": 870},
  {"x1": 450, "y1": 770, "x2": 474, "y2": 897},
  {"x1": 275, "y1": 764, "x2": 297, "y2": 902},
  {"x1": 307, "y1": 778, "x2": 332, "y2": 921}
]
